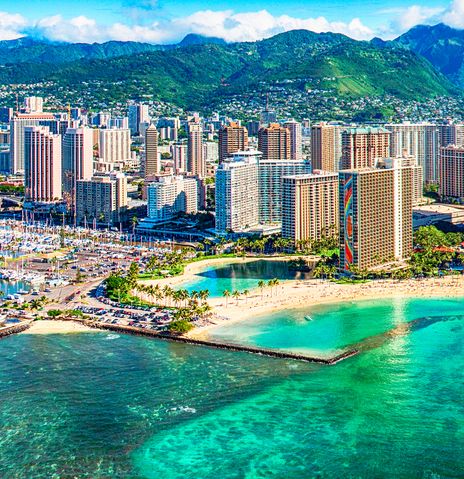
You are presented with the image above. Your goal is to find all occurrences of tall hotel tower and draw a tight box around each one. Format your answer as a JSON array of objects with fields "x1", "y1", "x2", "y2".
[
  {"x1": 24, "y1": 126, "x2": 62, "y2": 202},
  {"x1": 339, "y1": 159, "x2": 414, "y2": 271}
]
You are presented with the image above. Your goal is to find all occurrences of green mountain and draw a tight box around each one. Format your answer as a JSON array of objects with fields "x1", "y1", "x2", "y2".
[
  {"x1": 0, "y1": 30, "x2": 457, "y2": 110},
  {"x1": 393, "y1": 23, "x2": 464, "y2": 87},
  {"x1": 0, "y1": 34, "x2": 226, "y2": 64}
]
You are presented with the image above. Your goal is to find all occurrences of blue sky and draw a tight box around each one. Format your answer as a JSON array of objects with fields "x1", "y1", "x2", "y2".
[{"x1": 0, "y1": 0, "x2": 462, "y2": 43}]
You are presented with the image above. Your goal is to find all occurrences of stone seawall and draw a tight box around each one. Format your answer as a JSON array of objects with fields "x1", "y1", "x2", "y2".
[
  {"x1": 0, "y1": 322, "x2": 30, "y2": 338},
  {"x1": 83, "y1": 320, "x2": 358, "y2": 365}
]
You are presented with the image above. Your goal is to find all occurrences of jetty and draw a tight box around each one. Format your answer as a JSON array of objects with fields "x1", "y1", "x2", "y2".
[
  {"x1": 0, "y1": 321, "x2": 30, "y2": 338},
  {"x1": 82, "y1": 320, "x2": 359, "y2": 365}
]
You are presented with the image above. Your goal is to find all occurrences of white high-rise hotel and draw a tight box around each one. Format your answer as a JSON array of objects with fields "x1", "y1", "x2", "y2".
[
  {"x1": 146, "y1": 176, "x2": 198, "y2": 222},
  {"x1": 215, "y1": 151, "x2": 260, "y2": 233},
  {"x1": 99, "y1": 128, "x2": 131, "y2": 164}
]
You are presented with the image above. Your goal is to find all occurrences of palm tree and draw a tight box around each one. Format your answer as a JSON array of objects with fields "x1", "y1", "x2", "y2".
[
  {"x1": 232, "y1": 290, "x2": 241, "y2": 304},
  {"x1": 199, "y1": 289, "x2": 209, "y2": 304},
  {"x1": 242, "y1": 289, "x2": 249, "y2": 303},
  {"x1": 162, "y1": 285, "x2": 173, "y2": 306},
  {"x1": 258, "y1": 280, "x2": 265, "y2": 299},
  {"x1": 223, "y1": 289, "x2": 231, "y2": 307},
  {"x1": 267, "y1": 279, "x2": 274, "y2": 296},
  {"x1": 131, "y1": 216, "x2": 138, "y2": 237}
]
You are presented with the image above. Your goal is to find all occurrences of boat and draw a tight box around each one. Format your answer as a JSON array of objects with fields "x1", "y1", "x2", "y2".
[{"x1": 304, "y1": 315, "x2": 313, "y2": 321}]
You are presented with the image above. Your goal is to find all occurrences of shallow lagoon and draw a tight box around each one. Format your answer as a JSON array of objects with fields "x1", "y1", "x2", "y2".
[{"x1": 179, "y1": 259, "x2": 311, "y2": 297}]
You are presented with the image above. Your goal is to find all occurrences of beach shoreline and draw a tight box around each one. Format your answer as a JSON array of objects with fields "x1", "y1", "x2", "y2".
[
  {"x1": 21, "y1": 320, "x2": 95, "y2": 335},
  {"x1": 188, "y1": 275, "x2": 464, "y2": 337}
]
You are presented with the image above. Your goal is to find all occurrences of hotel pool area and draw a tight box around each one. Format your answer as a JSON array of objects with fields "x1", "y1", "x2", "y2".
[
  {"x1": 178, "y1": 259, "x2": 312, "y2": 297},
  {"x1": 1, "y1": 296, "x2": 464, "y2": 478}
]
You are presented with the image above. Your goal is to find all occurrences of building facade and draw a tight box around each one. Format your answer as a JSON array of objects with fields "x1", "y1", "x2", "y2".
[
  {"x1": 187, "y1": 122, "x2": 205, "y2": 177},
  {"x1": 76, "y1": 172, "x2": 127, "y2": 226},
  {"x1": 24, "y1": 126, "x2": 62, "y2": 203},
  {"x1": 146, "y1": 176, "x2": 198, "y2": 222},
  {"x1": 215, "y1": 152, "x2": 260, "y2": 233},
  {"x1": 282, "y1": 172, "x2": 339, "y2": 245},
  {"x1": 339, "y1": 163, "x2": 413, "y2": 271},
  {"x1": 311, "y1": 123, "x2": 343, "y2": 172},
  {"x1": 10, "y1": 113, "x2": 58, "y2": 173},
  {"x1": 218, "y1": 122, "x2": 248, "y2": 163},
  {"x1": 258, "y1": 123, "x2": 291, "y2": 160},
  {"x1": 341, "y1": 127, "x2": 391, "y2": 170},
  {"x1": 284, "y1": 120, "x2": 303, "y2": 161},
  {"x1": 62, "y1": 127, "x2": 94, "y2": 200},
  {"x1": 144, "y1": 124, "x2": 159, "y2": 178},
  {"x1": 98, "y1": 128, "x2": 131, "y2": 164},
  {"x1": 258, "y1": 159, "x2": 311, "y2": 224},
  {"x1": 439, "y1": 146, "x2": 464, "y2": 201},
  {"x1": 386, "y1": 122, "x2": 439, "y2": 185}
]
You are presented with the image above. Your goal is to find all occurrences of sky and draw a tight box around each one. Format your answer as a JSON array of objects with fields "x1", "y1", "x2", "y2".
[{"x1": 0, "y1": 0, "x2": 463, "y2": 44}]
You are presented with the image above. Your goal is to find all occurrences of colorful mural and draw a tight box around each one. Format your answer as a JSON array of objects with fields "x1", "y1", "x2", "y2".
[{"x1": 343, "y1": 175, "x2": 354, "y2": 270}]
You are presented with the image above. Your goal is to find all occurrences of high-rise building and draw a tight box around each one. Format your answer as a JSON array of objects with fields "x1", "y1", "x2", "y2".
[
  {"x1": 246, "y1": 120, "x2": 260, "y2": 137},
  {"x1": 144, "y1": 124, "x2": 159, "y2": 178},
  {"x1": 386, "y1": 122, "x2": 439, "y2": 185},
  {"x1": 284, "y1": 120, "x2": 302, "y2": 161},
  {"x1": 377, "y1": 156, "x2": 423, "y2": 207},
  {"x1": 10, "y1": 113, "x2": 58, "y2": 174},
  {"x1": 24, "y1": 96, "x2": 44, "y2": 113},
  {"x1": 76, "y1": 172, "x2": 127, "y2": 226},
  {"x1": 341, "y1": 127, "x2": 391, "y2": 170},
  {"x1": 282, "y1": 171, "x2": 339, "y2": 245},
  {"x1": 218, "y1": 122, "x2": 249, "y2": 162},
  {"x1": 439, "y1": 146, "x2": 464, "y2": 201},
  {"x1": 110, "y1": 117, "x2": 129, "y2": 129},
  {"x1": 187, "y1": 122, "x2": 205, "y2": 177},
  {"x1": 203, "y1": 141, "x2": 219, "y2": 164},
  {"x1": 24, "y1": 126, "x2": 62, "y2": 203},
  {"x1": 128, "y1": 103, "x2": 149, "y2": 136},
  {"x1": 0, "y1": 107, "x2": 13, "y2": 124},
  {"x1": 258, "y1": 123, "x2": 291, "y2": 160},
  {"x1": 98, "y1": 128, "x2": 131, "y2": 164},
  {"x1": 215, "y1": 151, "x2": 260, "y2": 233},
  {"x1": 171, "y1": 144, "x2": 187, "y2": 173},
  {"x1": 146, "y1": 176, "x2": 198, "y2": 223},
  {"x1": 339, "y1": 160, "x2": 414, "y2": 271},
  {"x1": 62, "y1": 127, "x2": 94, "y2": 201},
  {"x1": 258, "y1": 159, "x2": 311, "y2": 224},
  {"x1": 311, "y1": 123, "x2": 343, "y2": 172}
]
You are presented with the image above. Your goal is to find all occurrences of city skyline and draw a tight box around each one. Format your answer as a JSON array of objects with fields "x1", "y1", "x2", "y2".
[{"x1": 1, "y1": 0, "x2": 464, "y2": 44}]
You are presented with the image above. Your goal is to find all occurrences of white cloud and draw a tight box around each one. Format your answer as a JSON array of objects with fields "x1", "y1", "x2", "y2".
[
  {"x1": 2, "y1": 2, "x2": 464, "y2": 46},
  {"x1": 395, "y1": 5, "x2": 444, "y2": 31},
  {"x1": 172, "y1": 9, "x2": 374, "y2": 42},
  {"x1": 442, "y1": 0, "x2": 464, "y2": 28},
  {"x1": 0, "y1": 9, "x2": 374, "y2": 44},
  {"x1": 0, "y1": 11, "x2": 27, "y2": 40}
]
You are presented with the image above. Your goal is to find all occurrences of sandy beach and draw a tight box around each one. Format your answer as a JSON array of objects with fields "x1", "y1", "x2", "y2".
[
  {"x1": 189, "y1": 274, "x2": 464, "y2": 336},
  {"x1": 22, "y1": 320, "x2": 95, "y2": 335}
]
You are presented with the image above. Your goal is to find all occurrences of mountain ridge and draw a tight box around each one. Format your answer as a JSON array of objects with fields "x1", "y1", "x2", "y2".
[{"x1": 0, "y1": 28, "x2": 458, "y2": 112}]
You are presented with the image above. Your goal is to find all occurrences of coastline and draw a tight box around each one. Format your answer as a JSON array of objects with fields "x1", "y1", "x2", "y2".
[
  {"x1": 188, "y1": 274, "x2": 464, "y2": 337},
  {"x1": 21, "y1": 320, "x2": 95, "y2": 335}
]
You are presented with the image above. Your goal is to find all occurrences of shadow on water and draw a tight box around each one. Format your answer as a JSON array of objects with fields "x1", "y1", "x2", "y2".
[{"x1": 196, "y1": 260, "x2": 312, "y2": 281}]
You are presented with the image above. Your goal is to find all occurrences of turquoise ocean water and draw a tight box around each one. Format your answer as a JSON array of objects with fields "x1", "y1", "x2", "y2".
[{"x1": 1, "y1": 297, "x2": 464, "y2": 478}]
